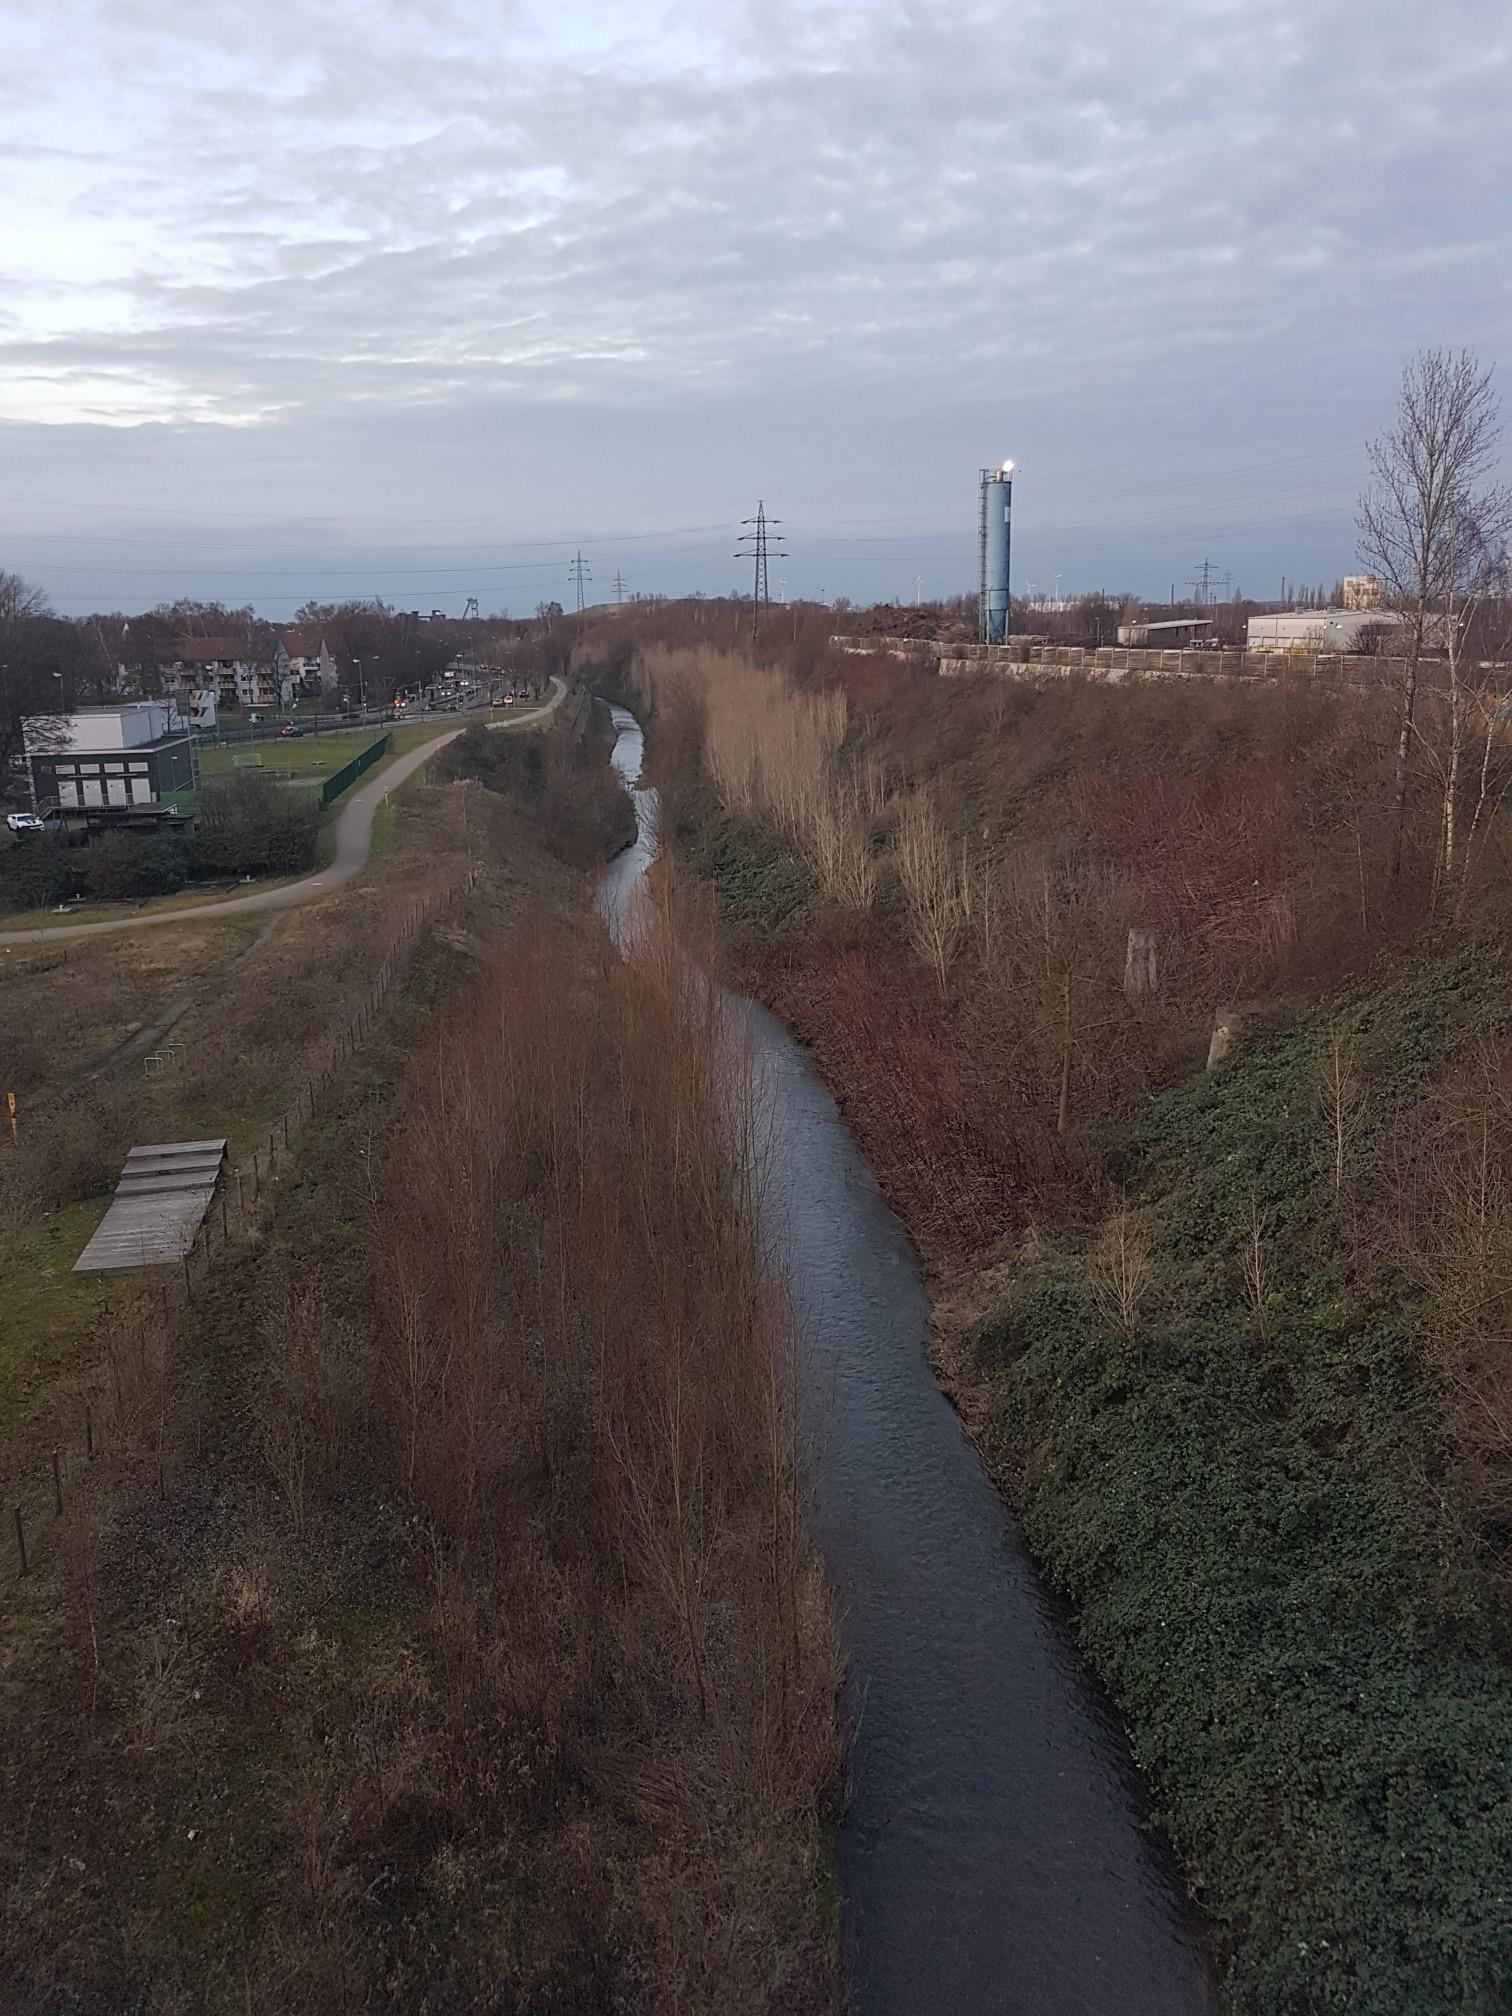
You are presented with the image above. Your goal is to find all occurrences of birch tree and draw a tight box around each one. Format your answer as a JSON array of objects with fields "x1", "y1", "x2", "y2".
[{"x1": 1358, "y1": 350, "x2": 1509, "y2": 882}]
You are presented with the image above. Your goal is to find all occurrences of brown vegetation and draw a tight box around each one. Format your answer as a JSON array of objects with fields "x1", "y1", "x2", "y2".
[
  {"x1": 0, "y1": 739, "x2": 836, "y2": 2013},
  {"x1": 646, "y1": 649, "x2": 1431, "y2": 1252}
]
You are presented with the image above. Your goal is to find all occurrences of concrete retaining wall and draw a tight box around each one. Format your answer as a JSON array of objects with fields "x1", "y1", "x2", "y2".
[{"x1": 829, "y1": 634, "x2": 1410, "y2": 690}]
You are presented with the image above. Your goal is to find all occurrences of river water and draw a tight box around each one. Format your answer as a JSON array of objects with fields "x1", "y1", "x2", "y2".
[{"x1": 598, "y1": 707, "x2": 1212, "y2": 2016}]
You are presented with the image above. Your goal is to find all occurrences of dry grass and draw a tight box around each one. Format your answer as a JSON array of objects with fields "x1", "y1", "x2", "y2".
[
  {"x1": 0, "y1": 921, "x2": 253, "y2": 1096},
  {"x1": 637, "y1": 646, "x2": 873, "y2": 913},
  {"x1": 0, "y1": 748, "x2": 837, "y2": 2014},
  {"x1": 668, "y1": 657, "x2": 1469, "y2": 1256}
]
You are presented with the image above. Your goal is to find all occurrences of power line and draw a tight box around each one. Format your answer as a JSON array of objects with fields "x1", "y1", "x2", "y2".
[
  {"x1": 568, "y1": 550, "x2": 591, "y2": 613},
  {"x1": 1188, "y1": 557, "x2": 1233, "y2": 606},
  {"x1": 735, "y1": 501, "x2": 786, "y2": 625}
]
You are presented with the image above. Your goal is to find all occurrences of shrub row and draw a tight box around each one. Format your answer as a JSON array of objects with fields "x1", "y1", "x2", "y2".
[
  {"x1": 438, "y1": 712, "x2": 636, "y2": 867},
  {"x1": 1, "y1": 773, "x2": 320, "y2": 910}
]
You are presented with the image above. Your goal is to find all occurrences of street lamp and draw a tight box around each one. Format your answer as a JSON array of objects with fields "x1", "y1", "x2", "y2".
[{"x1": 352, "y1": 657, "x2": 367, "y2": 715}]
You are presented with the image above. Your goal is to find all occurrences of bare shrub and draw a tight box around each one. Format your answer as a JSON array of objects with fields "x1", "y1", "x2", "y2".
[
  {"x1": 894, "y1": 787, "x2": 969, "y2": 994},
  {"x1": 254, "y1": 1278, "x2": 365, "y2": 1535},
  {"x1": 1318, "y1": 1022, "x2": 1365, "y2": 1191},
  {"x1": 1088, "y1": 1202, "x2": 1152, "y2": 1348},
  {"x1": 341, "y1": 895, "x2": 840, "y2": 2003},
  {"x1": 1238, "y1": 1198, "x2": 1270, "y2": 1344},
  {"x1": 1393, "y1": 1041, "x2": 1512, "y2": 1517}
]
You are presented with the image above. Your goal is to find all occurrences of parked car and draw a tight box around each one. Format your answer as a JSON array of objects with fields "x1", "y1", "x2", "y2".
[{"x1": 6, "y1": 811, "x2": 44, "y2": 833}]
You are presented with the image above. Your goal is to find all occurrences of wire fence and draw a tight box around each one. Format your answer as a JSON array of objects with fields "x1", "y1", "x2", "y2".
[{"x1": 3, "y1": 867, "x2": 474, "y2": 1590}]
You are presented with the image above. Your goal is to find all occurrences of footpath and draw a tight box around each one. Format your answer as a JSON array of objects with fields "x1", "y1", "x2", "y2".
[{"x1": 0, "y1": 679, "x2": 565, "y2": 947}]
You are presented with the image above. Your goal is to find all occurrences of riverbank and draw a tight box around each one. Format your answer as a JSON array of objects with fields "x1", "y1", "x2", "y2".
[
  {"x1": 599, "y1": 703, "x2": 1211, "y2": 2013},
  {"x1": 0, "y1": 709, "x2": 839, "y2": 2012},
  {"x1": 603, "y1": 640, "x2": 1512, "y2": 2014}
]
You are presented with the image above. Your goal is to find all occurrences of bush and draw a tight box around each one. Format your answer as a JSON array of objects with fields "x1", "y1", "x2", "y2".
[
  {"x1": 82, "y1": 832, "x2": 189, "y2": 901},
  {"x1": 439, "y1": 716, "x2": 635, "y2": 866},
  {"x1": 0, "y1": 837, "x2": 80, "y2": 912},
  {"x1": 978, "y1": 972, "x2": 1512, "y2": 2014},
  {"x1": 436, "y1": 723, "x2": 544, "y2": 797},
  {"x1": 187, "y1": 771, "x2": 320, "y2": 879}
]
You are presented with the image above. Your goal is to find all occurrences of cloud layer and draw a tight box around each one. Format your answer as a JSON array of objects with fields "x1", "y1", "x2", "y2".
[{"x1": 3, "y1": 0, "x2": 1509, "y2": 611}]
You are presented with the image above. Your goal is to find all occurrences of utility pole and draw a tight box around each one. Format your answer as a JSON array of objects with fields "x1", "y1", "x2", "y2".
[
  {"x1": 569, "y1": 552, "x2": 591, "y2": 613},
  {"x1": 1188, "y1": 557, "x2": 1232, "y2": 608},
  {"x1": 612, "y1": 569, "x2": 627, "y2": 605},
  {"x1": 735, "y1": 501, "x2": 786, "y2": 630}
]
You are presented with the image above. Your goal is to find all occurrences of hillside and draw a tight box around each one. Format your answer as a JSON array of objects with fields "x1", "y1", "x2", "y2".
[{"x1": 595, "y1": 631, "x2": 1512, "y2": 2011}]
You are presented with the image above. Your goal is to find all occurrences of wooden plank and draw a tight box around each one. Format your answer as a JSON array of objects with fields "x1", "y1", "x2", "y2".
[
  {"x1": 123, "y1": 1142, "x2": 226, "y2": 1166},
  {"x1": 116, "y1": 1172, "x2": 220, "y2": 1198},
  {"x1": 72, "y1": 1138, "x2": 227, "y2": 1274}
]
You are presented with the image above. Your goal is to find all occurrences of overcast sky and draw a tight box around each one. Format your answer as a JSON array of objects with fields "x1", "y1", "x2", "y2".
[{"x1": 2, "y1": 0, "x2": 1509, "y2": 617}]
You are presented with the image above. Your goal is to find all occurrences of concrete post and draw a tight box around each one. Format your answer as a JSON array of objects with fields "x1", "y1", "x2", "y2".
[
  {"x1": 1124, "y1": 929, "x2": 1158, "y2": 1001},
  {"x1": 1207, "y1": 1006, "x2": 1240, "y2": 1070}
]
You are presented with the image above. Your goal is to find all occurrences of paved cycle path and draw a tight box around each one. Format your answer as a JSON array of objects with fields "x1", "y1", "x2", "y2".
[{"x1": 0, "y1": 680, "x2": 565, "y2": 947}]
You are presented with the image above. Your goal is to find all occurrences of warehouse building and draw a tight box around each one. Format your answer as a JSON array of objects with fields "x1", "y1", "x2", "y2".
[
  {"x1": 1246, "y1": 610, "x2": 1407, "y2": 653},
  {"x1": 24, "y1": 701, "x2": 194, "y2": 813}
]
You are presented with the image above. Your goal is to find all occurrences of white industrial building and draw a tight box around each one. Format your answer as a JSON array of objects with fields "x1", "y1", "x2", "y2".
[{"x1": 1247, "y1": 610, "x2": 1407, "y2": 653}]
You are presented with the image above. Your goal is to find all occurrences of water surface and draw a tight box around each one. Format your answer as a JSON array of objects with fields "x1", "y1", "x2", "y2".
[{"x1": 599, "y1": 706, "x2": 1211, "y2": 2016}]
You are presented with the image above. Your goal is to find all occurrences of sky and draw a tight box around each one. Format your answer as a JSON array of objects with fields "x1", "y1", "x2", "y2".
[{"x1": 2, "y1": 0, "x2": 1509, "y2": 618}]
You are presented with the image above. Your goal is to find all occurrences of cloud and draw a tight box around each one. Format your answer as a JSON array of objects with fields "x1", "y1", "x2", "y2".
[{"x1": 1, "y1": 0, "x2": 1509, "y2": 609}]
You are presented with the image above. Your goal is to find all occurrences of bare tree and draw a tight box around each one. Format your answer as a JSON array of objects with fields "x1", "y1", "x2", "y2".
[
  {"x1": 0, "y1": 570, "x2": 70, "y2": 792},
  {"x1": 1358, "y1": 349, "x2": 1510, "y2": 881}
]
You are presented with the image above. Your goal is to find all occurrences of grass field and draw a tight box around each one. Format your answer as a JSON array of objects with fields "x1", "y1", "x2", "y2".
[
  {"x1": 0, "y1": 699, "x2": 556, "y2": 935},
  {"x1": 196, "y1": 728, "x2": 388, "y2": 783}
]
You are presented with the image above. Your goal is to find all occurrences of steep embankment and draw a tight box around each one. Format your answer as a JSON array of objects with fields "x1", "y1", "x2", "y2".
[
  {"x1": 968, "y1": 960, "x2": 1512, "y2": 2015},
  {"x1": 619, "y1": 642, "x2": 1512, "y2": 2014}
]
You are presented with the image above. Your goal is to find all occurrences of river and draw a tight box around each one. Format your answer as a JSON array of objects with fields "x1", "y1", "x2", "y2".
[{"x1": 598, "y1": 706, "x2": 1212, "y2": 2016}]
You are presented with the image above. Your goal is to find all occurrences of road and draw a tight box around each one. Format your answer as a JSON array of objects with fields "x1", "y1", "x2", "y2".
[{"x1": 0, "y1": 679, "x2": 566, "y2": 947}]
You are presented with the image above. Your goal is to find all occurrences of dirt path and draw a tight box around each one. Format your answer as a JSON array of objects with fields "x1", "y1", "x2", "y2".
[{"x1": 0, "y1": 680, "x2": 565, "y2": 947}]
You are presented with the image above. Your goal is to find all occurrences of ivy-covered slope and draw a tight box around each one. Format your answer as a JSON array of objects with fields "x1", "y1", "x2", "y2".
[{"x1": 980, "y1": 963, "x2": 1512, "y2": 2014}]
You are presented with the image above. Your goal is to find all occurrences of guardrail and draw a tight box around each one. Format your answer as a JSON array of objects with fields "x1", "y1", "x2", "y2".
[{"x1": 319, "y1": 735, "x2": 389, "y2": 806}]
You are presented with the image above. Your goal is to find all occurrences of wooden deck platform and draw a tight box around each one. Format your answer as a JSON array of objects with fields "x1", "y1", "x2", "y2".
[{"x1": 73, "y1": 1139, "x2": 228, "y2": 1273}]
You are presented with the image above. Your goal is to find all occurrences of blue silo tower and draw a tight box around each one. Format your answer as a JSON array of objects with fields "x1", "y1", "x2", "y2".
[{"x1": 978, "y1": 460, "x2": 1014, "y2": 644}]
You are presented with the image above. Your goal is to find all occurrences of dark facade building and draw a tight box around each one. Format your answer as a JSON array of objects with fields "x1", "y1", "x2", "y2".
[{"x1": 24, "y1": 702, "x2": 194, "y2": 813}]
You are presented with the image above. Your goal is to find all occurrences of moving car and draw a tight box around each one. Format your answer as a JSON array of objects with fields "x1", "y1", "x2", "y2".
[
  {"x1": 278, "y1": 723, "x2": 305, "y2": 738},
  {"x1": 6, "y1": 811, "x2": 43, "y2": 833}
]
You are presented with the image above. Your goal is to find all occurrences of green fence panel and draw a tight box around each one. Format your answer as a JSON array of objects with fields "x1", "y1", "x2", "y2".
[{"x1": 320, "y1": 735, "x2": 389, "y2": 807}]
